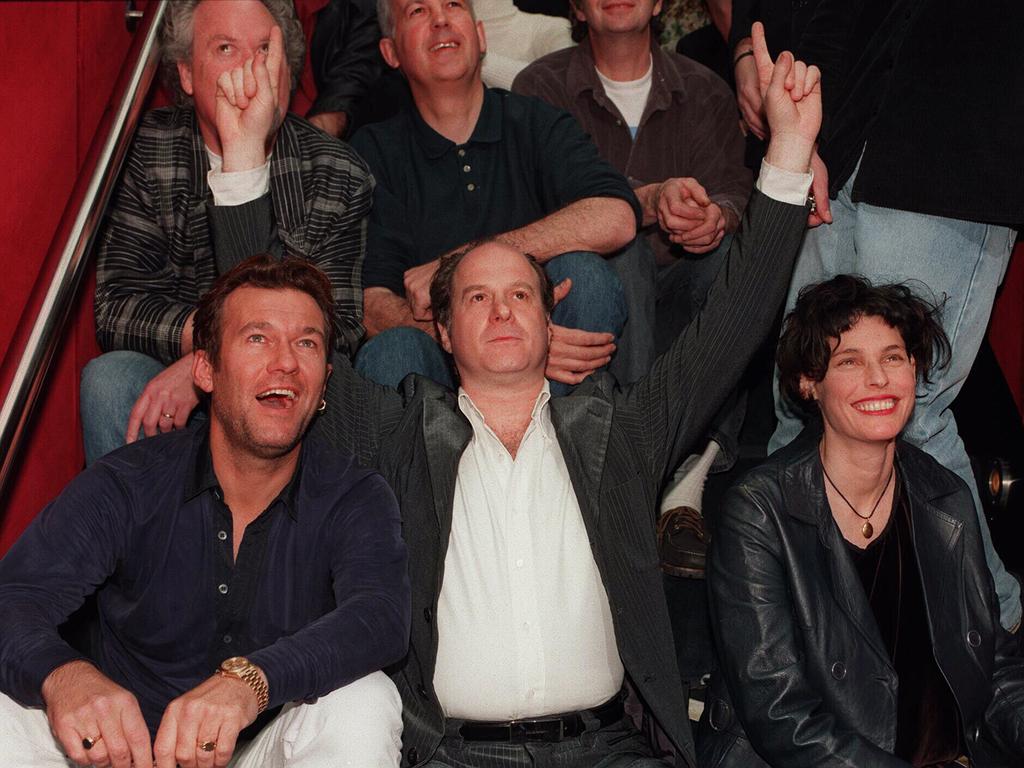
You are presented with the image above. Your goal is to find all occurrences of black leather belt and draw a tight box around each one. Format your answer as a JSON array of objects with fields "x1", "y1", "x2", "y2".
[{"x1": 457, "y1": 694, "x2": 625, "y2": 743}]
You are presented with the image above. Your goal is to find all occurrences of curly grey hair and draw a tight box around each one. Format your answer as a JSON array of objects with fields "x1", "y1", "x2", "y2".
[{"x1": 160, "y1": 0, "x2": 306, "y2": 108}]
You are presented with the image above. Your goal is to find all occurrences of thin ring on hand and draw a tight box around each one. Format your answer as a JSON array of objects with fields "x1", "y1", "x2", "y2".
[
  {"x1": 82, "y1": 734, "x2": 102, "y2": 750},
  {"x1": 198, "y1": 740, "x2": 217, "y2": 752},
  {"x1": 161, "y1": 412, "x2": 174, "y2": 420}
]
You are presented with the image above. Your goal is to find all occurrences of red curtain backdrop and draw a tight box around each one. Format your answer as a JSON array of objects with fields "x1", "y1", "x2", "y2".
[
  {"x1": 991, "y1": 241, "x2": 1024, "y2": 416},
  {"x1": 0, "y1": 1, "x2": 133, "y2": 553}
]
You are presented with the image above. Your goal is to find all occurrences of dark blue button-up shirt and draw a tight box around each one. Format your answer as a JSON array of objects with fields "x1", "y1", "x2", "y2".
[{"x1": 0, "y1": 426, "x2": 410, "y2": 734}]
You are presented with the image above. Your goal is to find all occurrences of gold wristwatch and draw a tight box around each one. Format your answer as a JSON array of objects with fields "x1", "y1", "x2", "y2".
[{"x1": 217, "y1": 656, "x2": 269, "y2": 714}]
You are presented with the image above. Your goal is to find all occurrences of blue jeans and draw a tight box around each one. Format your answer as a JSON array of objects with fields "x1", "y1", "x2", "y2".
[
  {"x1": 80, "y1": 351, "x2": 166, "y2": 465},
  {"x1": 606, "y1": 237, "x2": 657, "y2": 386},
  {"x1": 768, "y1": 166, "x2": 1021, "y2": 629},
  {"x1": 356, "y1": 252, "x2": 628, "y2": 396},
  {"x1": 654, "y1": 234, "x2": 733, "y2": 357}
]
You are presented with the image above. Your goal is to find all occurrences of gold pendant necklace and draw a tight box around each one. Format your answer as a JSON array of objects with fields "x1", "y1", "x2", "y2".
[{"x1": 821, "y1": 461, "x2": 895, "y2": 539}]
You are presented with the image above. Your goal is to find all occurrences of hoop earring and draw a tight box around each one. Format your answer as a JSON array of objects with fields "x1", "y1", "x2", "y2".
[{"x1": 317, "y1": 399, "x2": 327, "y2": 412}]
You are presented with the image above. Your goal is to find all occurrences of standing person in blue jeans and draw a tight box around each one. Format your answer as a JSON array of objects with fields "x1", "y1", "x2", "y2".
[
  {"x1": 744, "y1": 0, "x2": 1024, "y2": 630},
  {"x1": 350, "y1": 0, "x2": 643, "y2": 395}
]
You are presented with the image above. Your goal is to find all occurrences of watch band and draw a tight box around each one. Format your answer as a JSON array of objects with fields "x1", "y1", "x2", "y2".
[{"x1": 218, "y1": 657, "x2": 269, "y2": 714}]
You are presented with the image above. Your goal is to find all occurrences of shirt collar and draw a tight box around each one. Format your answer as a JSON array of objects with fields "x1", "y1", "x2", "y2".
[
  {"x1": 568, "y1": 37, "x2": 678, "y2": 109},
  {"x1": 183, "y1": 424, "x2": 303, "y2": 520},
  {"x1": 457, "y1": 381, "x2": 555, "y2": 442},
  {"x1": 411, "y1": 85, "x2": 504, "y2": 160}
]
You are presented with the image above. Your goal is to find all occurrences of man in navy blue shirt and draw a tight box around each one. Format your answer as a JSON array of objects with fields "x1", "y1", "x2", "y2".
[{"x1": 0, "y1": 256, "x2": 410, "y2": 768}]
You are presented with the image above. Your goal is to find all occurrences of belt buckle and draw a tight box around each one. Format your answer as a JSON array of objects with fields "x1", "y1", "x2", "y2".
[{"x1": 510, "y1": 718, "x2": 563, "y2": 743}]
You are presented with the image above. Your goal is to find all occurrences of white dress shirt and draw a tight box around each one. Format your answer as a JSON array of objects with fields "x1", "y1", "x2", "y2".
[{"x1": 433, "y1": 384, "x2": 624, "y2": 720}]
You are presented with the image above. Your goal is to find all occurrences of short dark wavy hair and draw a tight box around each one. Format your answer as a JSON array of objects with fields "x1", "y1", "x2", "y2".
[
  {"x1": 429, "y1": 239, "x2": 555, "y2": 333},
  {"x1": 193, "y1": 254, "x2": 335, "y2": 366},
  {"x1": 777, "y1": 275, "x2": 951, "y2": 413}
]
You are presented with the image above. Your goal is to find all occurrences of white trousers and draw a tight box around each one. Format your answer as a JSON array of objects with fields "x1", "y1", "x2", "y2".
[{"x1": 0, "y1": 671, "x2": 402, "y2": 768}]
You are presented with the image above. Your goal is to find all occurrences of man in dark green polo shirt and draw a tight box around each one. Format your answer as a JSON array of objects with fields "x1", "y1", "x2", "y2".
[{"x1": 350, "y1": 0, "x2": 644, "y2": 394}]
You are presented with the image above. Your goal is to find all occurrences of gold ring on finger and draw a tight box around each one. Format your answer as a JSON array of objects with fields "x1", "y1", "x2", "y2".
[
  {"x1": 82, "y1": 734, "x2": 102, "y2": 750},
  {"x1": 198, "y1": 740, "x2": 217, "y2": 752}
]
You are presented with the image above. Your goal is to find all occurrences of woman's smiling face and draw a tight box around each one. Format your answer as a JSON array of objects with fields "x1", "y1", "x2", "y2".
[{"x1": 802, "y1": 314, "x2": 918, "y2": 447}]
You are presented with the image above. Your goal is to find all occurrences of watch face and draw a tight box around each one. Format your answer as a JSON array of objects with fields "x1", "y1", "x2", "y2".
[{"x1": 221, "y1": 656, "x2": 249, "y2": 674}]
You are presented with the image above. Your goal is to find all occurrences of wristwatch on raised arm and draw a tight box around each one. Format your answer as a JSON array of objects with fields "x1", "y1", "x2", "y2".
[{"x1": 217, "y1": 656, "x2": 269, "y2": 714}]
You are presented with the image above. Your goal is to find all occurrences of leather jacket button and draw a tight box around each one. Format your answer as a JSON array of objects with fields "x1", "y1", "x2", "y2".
[
  {"x1": 967, "y1": 629, "x2": 982, "y2": 647},
  {"x1": 830, "y1": 661, "x2": 847, "y2": 680},
  {"x1": 708, "y1": 698, "x2": 731, "y2": 732}
]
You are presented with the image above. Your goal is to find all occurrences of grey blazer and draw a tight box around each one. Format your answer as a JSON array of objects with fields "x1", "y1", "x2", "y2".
[{"x1": 313, "y1": 191, "x2": 809, "y2": 767}]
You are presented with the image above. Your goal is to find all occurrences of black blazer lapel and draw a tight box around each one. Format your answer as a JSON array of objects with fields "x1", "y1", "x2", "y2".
[
  {"x1": 422, "y1": 394, "x2": 472, "y2": 541},
  {"x1": 550, "y1": 394, "x2": 613, "y2": 530}
]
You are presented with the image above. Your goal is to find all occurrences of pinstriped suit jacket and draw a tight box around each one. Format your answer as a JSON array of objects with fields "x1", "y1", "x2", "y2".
[
  {"x1": 94, "y1": 107, "x2": 373, "y2": 361},
  {"x1": 314, "y1": 191, "x2": 808, "y2": 767}
]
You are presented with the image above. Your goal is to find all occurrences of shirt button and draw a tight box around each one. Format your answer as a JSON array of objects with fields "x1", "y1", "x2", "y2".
[
  {"x1": 462, "y1": 164, "x2": 471, "y2": 172},
  {"x1": 223, "y1": 634, "x2": 232, "y2": 644},
  {"x1": 522, "y1": 622, "x2": 529, "y2": 631},
  {"x1": 526, "y1": 689, "x2": 535, "y2": 698},
  {"x1": 218, "y1": 583, "x2": 229, "y2": 595},
  {"x1": 516, "y1": 558, "x2": 524, "y2": 568},
  {"x1": 616, "y1": 119, "x2": 622, "y2": 126},
  {"x1": 830, "y1": 661, "x2": 847, "y2": 680},
  {"x1": 217, "y1": 530, "x2": 228, "y2": 541},
  {"x1": 467, "y1": 183, "x2": 475, "y2": 192},
  {"x1": 457, "y1": 148, "x2": 466, "y2": 157}
]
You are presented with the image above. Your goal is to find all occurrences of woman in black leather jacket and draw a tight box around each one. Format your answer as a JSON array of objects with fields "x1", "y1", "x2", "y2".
[{"x1": 698, "y1": 275, "x2": 1024, "y2": 768}]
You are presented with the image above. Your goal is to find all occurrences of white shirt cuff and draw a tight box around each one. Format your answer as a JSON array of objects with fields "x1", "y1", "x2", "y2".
[
  {"x1": 756, "y1": 160, "x2": 813, "y2": 206},
  {"x1": 207, "y1": 161, "x2": 271, "y2": 207}
]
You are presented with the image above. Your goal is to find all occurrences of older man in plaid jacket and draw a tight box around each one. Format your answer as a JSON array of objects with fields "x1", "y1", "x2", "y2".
[{"x1": 81, "y1": 0, "x2": 373, "y2": 464}]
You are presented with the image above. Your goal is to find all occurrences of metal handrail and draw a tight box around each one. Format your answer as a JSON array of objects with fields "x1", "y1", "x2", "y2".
[{"x1": 0, "y1": 1, "x2": 168, "y2": 498}]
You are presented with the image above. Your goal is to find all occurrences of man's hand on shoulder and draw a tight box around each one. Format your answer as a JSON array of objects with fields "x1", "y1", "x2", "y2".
[
  {"x1": 215, "y1": 25, "x2": 288, "y2": 172},
  {"x1": 153, "y1": 671, "x2": 263, "y2": 768},
  {"x1": 753, "y1": 22, "x2": 821, "y2": 174},
  {"x1": 42, "y1": 660, "x2": 152, "y2": 768},
  {"x1": 126, "y1": 353, "x2": 200, "y2": 445}
]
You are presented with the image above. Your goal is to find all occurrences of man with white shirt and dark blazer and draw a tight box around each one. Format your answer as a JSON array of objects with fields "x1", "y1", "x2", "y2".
[{"x1": 300, "y1": 23, "x2": 822, "y2": 767}]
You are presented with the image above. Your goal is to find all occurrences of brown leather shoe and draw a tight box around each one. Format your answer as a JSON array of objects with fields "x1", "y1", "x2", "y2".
[{"x1": 658, "y1": 506, "x2": 708, "y2": 578}]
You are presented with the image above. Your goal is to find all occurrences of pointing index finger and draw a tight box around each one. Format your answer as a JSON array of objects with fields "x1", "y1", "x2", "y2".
[{"x1": 751, "y1": 21, "x2": 772, "y2": 95}]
